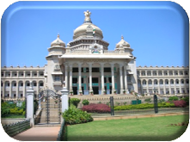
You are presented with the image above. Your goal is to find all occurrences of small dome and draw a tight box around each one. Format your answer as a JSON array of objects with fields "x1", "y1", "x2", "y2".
[
  {"x1": 51, "y1": 34, "x2": 65, "y2": 47},
  {"x1": 73, "y1": 10, "x2": 103, "y2": 39},
  {"x1": 116, "y1": 36, "x2": 130, "y2": 48}
]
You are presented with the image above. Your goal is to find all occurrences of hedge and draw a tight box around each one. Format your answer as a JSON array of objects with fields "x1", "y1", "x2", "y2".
[{"x1": 114, "y1": 102, "x2": 175, "y2": 110}]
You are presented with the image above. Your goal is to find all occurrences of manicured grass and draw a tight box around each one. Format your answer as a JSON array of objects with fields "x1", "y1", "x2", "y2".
[
  {"x1": 66, "y1": 114, "x2": 189, "y2": 141},
  {"x1": 2, "y1": 114, "x2": 25, "y2": 118}
]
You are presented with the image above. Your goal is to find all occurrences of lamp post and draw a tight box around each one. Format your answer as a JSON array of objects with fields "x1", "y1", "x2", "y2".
[{"x1": 153, "y1": 87, "x2": 158, "y2": 113}]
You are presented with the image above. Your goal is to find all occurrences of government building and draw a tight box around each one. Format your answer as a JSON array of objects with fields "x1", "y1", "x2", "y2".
[{"x1": 1, "y1": 10, "x2": 189, "y2": 99}]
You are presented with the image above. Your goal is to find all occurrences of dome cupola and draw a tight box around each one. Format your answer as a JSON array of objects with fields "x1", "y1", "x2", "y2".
[
  {"x1": 51, "y1": 34, "x2": 65, "y2": 47},
  {"x1": 73, "y1": 10, "x2": 103, "y2": 40},
  {"x1": 116, "y1": 36, "x2": 130, "y2": 48}
]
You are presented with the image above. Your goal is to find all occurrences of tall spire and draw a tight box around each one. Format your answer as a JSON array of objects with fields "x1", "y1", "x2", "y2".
[{"x1": 84, "y1": 10, "x2": 92, "y2": 23}]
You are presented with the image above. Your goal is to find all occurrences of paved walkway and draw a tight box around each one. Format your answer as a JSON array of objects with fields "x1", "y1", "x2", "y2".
[{"x1": 13, "y1": 126, "x2": 60, "y2": 141}]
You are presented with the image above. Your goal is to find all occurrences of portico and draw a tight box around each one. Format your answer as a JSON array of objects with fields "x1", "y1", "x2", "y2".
[{"x1": 62, "y1": 60, "x2": 130, "y2": 95}]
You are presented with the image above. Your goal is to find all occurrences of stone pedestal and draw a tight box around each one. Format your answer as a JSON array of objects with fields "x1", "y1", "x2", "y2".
[
  {"x1": 61, "y1": 87, "x2": 69, "y2": 113},
  {"x1": 26, "y1": 89, "x2": 34, "y2": 127}
]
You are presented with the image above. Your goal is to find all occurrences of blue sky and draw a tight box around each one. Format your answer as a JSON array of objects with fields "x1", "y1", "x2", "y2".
[{"x1": 1, "y1": 1, "x2": 189, "y2": 67}]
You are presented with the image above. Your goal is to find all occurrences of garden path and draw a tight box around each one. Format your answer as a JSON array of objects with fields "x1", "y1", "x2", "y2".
[{"x1": 13, "y1": 126, "x2": 60, "y2": 141}]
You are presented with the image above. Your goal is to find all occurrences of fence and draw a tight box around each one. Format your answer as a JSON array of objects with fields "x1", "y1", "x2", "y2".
[
  {"x1": 3, "y1": 119, "x2": 31, "y2": 137},
  {"x1": 57, "y1": 119, "x2": 67, "y2": 141}
]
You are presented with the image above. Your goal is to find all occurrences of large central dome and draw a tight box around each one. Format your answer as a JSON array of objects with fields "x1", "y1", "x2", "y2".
[{"x1": 73, "y1": 10, "x2": 103, "y2": 40}]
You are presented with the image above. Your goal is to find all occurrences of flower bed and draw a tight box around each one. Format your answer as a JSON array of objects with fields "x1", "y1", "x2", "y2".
[
  {"x1": 173, "y1": 100, "x2": 187, "y2": 107},
  {"x1": 82, "y1": 104, "x2": 111, "y2": 113}
]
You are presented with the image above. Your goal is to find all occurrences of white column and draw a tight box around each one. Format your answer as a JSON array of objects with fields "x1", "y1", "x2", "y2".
[
  {"x1": 174, "y1": 79, "x2": 176, "y2": 95},
  {"x1": 10, "y1": 71, "x2": 12, "y2": 77},
  {"x1": 179, "y1": 80, "x2": 182, "y2": 94},
  {"x1": 26, "y1": 81, "x2": 34, "y2": 126},
  {"x1": 111, "y1": 63, "x2": 115, "y2": 94},
  {"x1": 2, "y1": 81, "x2": 5, "y2": 98},
  {"x1": 64, "y1": 64, "x2": 68, "y2": 89},
  {"x1": 158, "y1": 79, "x2": 160, "y2": 94},
  {"x1": 119, "y1": 64, "x2": 123, "y2": 94},
  {"x1": 69, "y1": 64, "x2": 73, "y2": 93},
  {"x1": 23, "y1": 82, "x2": 26, "y2": 98},
  {"x1": 30, "y1": 71, "x2": 32, "y2": 77},
  {"x1": 24, "y1": 71, "x2": 26, "y2": 77},
  {"x1": 78, "y1": 63, "x2": 82, "y2": 94},
  {"x1": 36, "y1": 82, "x2": 39, "y2": 95},
  {"x1": 146, "y1": 80, "x2": 149, "y2": 94},
  {"x1": 163, "y1": 79, "x2": 166, "y2": 95},
  {"x1": 88, "y1": 63, "x2": 93, "y2": 94},
  {"x1": 17, "y1": 71, "x2": 19, "y2": 78},
  {"x1": 9, "y1": 81, "x2": 12, "y2": 98},
  {"x1": 169, "y1": 80, "x2": 171, "y2": 95},
  {"x1": 16, "y1": 81, "x2": 19, "y2": 98},
  {"x1": 100, "y1": 63, "x2": 105, "y2": 95},
  {"x1": 124, "y1": 65, "x2": 128, "y2": 94},
  {"x1": 37, "y1": 71, "x2": 39, "y2": 77}
]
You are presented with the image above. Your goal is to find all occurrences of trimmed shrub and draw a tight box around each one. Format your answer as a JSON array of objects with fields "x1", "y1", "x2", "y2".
[
  {"x1": 70, "y1": 98, "x2": 80, "y2": 108},
  {"x1": 62, "y1": 108, "x2": 93, "y2": 125},
  {"x1": 114, "y1": 102, "x2": 175, "y2": 110},
  {"x1": 169, "y1": 96, "x2": 178, "y2": 101},
  {"x1": 82, "y1": 104, "x2": 111, "y2": 113},
  {"x1": 144, "y1": 98, "x2": 151, "y2": 103},
  {"x1": 82, "y1": 100, "x2": 89, "y2": 106},
  {"x1": 173, "y1": 100, "x2": 187, "y2": 107}
]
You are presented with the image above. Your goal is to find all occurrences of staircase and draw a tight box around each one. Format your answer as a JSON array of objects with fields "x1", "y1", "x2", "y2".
[{"x1": 35, "y1": 98, "x2": 61, "y2": 126}]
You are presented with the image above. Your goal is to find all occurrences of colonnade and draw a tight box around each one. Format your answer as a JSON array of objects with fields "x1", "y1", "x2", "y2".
[{"x1": 64, "y1": 62, "x2": 129, "y2": 95}]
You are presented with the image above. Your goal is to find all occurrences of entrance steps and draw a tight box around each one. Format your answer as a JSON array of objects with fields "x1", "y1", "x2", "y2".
[{"x1": 36, "y1": 98, "x2": 61, "y2": 124}]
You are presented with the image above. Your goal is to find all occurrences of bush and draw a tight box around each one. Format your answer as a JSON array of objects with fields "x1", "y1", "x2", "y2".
[
  {"x1": 70, "y1": 98, "x2": 80, "y2": 108},
  {"x1": 181, "y1": 97, "x2": 189, "y2": 105},
  {"x1": 173, "y1": 100, "x2": 187, "y2": 107},
  {"x1": 62, "y1": 108, "x2": 93, "y2": 125},
  {"x1": 10, "y1": 107, "x2": 24, "y2": 115},
  {"x1": 144, "y1": 98, "x2": 151, "y2": 103},
  {"x1": 82, "y1": 100, "x2": 89, "y2": 106},
  {"x1": 169, "y1": 96, "x2": 178, "y2": 101},
  {"x1": 82, "y1": 104, "x2": 111, "y2": 113}
]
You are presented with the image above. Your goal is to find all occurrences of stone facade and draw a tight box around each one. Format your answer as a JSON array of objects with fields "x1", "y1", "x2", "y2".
[{"x1": 1, "y1": 10, "x2": 189, "y2": 99}]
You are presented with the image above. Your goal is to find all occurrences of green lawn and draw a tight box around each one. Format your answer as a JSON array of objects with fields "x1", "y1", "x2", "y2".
[{"x1": 66, "y1": 114, "x2": 189, "y2": 141}]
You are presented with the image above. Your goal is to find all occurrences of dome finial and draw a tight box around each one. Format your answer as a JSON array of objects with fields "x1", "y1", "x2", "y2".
[
  {"x1": 57, "y1": 33, "x2": 60, "y2": 38},
  {"x1": 84, "y1": 10, "x2": 92, "y2": 23},
  {"x1": 121, "y1": 35, "x2": 124, "y2": 39}
]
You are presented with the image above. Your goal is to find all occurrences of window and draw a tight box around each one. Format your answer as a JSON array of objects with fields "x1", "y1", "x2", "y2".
[
  {"x1": 73, "y1": 68, "x2": 78, "y2": 72},
  {"x1": 108, "y1": 77, "x2": 112, "y2": 83},
  {"x1": 104, "y1": 68, "x2": 111, "y2": 72},
  {"x1": 13, "y1": 83, "x2": 16, "y2": 86},
  {"x1": 73, "y1": 78, "x2": 77, "y2": 83},
  {"x1": 92, "y1": 68, "x2": 100, "y2": 72},
  {"x1": 104, "y1": 77, "x2": 107, "y2": 83},
  {"x1": 39, "y1": 82, "x2": 43, "y2": 86},
  {"x1": 33, "y1": 82, "x2": 37, "y2": 86},
  {"x1": 92, "y1": 78, "x2": 98, "y2": 83},
  {"x1": 1, "y1": 73, "x2": 3, "y2": 76},
  {"x1": 27, "y1": 83, "x2": 30, "y2": 86},
  {"x1": 54, "y1": 76, "x2": 60, "y2": 81},
  {"x1": 21, "y1": 83, "x2": 23, "y2": 86}
]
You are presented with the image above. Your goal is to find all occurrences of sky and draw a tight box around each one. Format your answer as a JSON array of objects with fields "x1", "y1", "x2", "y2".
[{"x1": 1, "y1": 1, "x2": 189, "y2": 67}]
